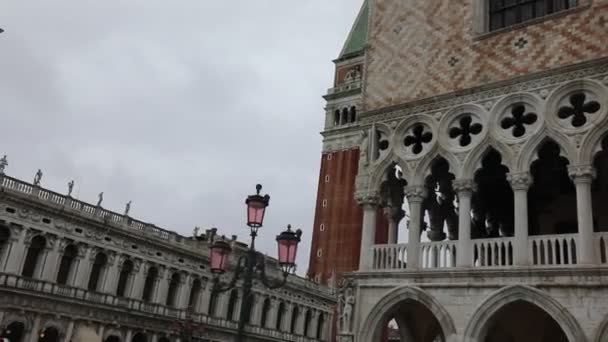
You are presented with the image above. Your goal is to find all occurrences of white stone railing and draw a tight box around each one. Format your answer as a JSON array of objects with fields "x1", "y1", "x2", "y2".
[
  {"x1": 0, "y1": 272, "x2": 325, "y2": 342},
  {"x1": 529, "y1": 234, "x2": 578, "y2": 266},
  {"x1": 472, "y1": 237, "x2": 514, "y2": 268},
  {"x1": 597, "y1": 232, "x2": 608, "y2": 264},
  {"x1": 326, "y1": 79, "x2": 362, "y2": 95},
  {"x1": 420, "y1": 240, "x2": 457, "y2": 269},
  {"x1": 372, "y1": 244, "x2": 408, "y2": 270},
  {"x1": 1, "y1": 175, "x2": 182, "y2": 244}
]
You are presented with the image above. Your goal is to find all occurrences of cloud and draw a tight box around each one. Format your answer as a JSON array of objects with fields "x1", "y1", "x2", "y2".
[{"x1": 0, "y1": 0, "x2": 363, "y2": 275}]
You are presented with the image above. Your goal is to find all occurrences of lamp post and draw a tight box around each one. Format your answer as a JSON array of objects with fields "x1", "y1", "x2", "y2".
[
  {"x1": 210, "y1": 184, "x2": 302, "y2": 342},
  {"x1": 171, "y1": 305, "x2": 206, "y2": 342}
]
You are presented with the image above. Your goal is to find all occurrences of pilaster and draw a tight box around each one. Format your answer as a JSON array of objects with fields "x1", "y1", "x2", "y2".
[
  {"x1": 4, "y1": 226, "x2": 27, "y2": 274},
  {"x1": 130, "y1": 259, "x2": 146, "y2": 300},
  {"x1": 74, "y1": 244, "x2": 94, "y2": 289},
  {"x1": 102, "y1": 252, "x2": 121, "y2": 294}
]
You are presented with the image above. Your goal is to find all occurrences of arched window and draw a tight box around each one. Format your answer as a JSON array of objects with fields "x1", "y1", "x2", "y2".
[
  {"x1": 3, "y1": 321, "x2": 25, "y2": 342},
  {"x1": 243, "y1": 293, "x2": 255, "y2": 324},
  {"x1": 303, "y1": 309, "x2": 312, "y2": 337},
  {"x1": 88, "y1": 252, "x2": 108, "y2": 292},
  {"x1": 349, "y1": 106, "x2": 357, "y2": 123},
  {"x1": 208, "y1": 291, "x2": 219, "y2": 316},
  {"x1": 104, "y1": 336, "x2": 121, "y2": 342},
  {"x1": 22, "y1": 235, "x2": 46, "y2": 278},
  {"x1": 116, "y1": 259, "x2": 134, "y2": 297},
  {"x1": 341, "y1": 108, "x2": 348, "y2": 125},
  {"x1": 260, "y1": 298, "x2": 271, "y2": 328},
  {"x1": 334, "y1": 110, "x2": 340, "y2": 126},
  {"x1": 188, "y1": 278, "x2": 202, "y2": 310},
  {"x1": 166, "y1": 272, "x2": 181, "y2": 307},
  {"x1": 56, "y1": 244, "x2": 78, "y2": 285},
  {"x1": 131, "y1": 332, "x2": 147, "y2": 342},
  {"x1": 316, "y1": 313, "x2": 325, "y2": 339},
  {"x1": 39, "y1": 326, "x2": 60, "y2": 342},
  {"x1": 276, "y1": 301, "x2": 286, "y2": 331},
  {"x1": 290, "y1": 306, "x2": 299, "y2": 334},
  {"x1": 227, "y1": 289, "x2": 239, "y2": 321},
  {"x1": 0, "y1": 225, "x2": 11, "y2": 270},
  {"x1": 142, "y1": 266, "x2": 158, "y2": 302}
]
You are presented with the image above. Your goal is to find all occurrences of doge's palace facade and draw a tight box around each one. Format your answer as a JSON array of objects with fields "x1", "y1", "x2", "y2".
[
  {"x1": 309, "y1": 1, "x2": 608, "y2": 342},
  {"x1": 0, "y1": 168, "x2": 334, "y2": 342}
]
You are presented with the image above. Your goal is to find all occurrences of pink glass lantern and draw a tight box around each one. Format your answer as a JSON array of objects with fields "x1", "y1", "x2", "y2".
[
  {"x1": 210, "y1": 239, "x2": 232, "y2": 274},
  {"x1": 246, "y1": 184, "x2": 270, "y2": 228},
  {"x1": 276, "y1": 225, "x2": 302, "y2": 273}
]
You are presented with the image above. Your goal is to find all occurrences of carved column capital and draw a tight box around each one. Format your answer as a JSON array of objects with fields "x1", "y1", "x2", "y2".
[
  {"x1": 568, "y1": 165, "x2": 596, "y2": 183},
  {"x1": 383, "y1": 207, "x2": 406, "y2": 223},
  {"x1": 452, "y1": 179, "x2": 476, "y2": 194},
  {"x1": 507, "y1": 172, "x2": 533, "y2": 191},
  {"x1": 404, "y1": 186, "x2": 427, "y2": 203},
  {"x1": 355, "y1": 191, "x2": 380, "y2": 207}
]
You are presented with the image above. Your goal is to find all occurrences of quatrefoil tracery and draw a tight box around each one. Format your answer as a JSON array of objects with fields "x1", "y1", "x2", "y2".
[
  {"x1": 449, "y1": 115, "x2": 482, "y2": 147},
  {"x1": 557, "y1": 92, "x2": 601, "y2": 127},
  {"x1": 404, "y1": 125, "x2": 433, "y2": 155},
  {"x1": 500, "y1": 104, "x2": 538, "y2": 138}
]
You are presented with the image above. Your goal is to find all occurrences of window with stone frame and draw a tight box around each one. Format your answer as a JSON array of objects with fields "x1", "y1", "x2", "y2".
[{"x1": 489, "y1": 0, "x2": 578, "y2": 31}]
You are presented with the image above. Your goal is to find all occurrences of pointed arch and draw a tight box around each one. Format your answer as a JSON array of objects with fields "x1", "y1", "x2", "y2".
[
  {"x1": 462, "y1": 138, "x2": 515, "y2": 178},
  {"x1": 412, "y1": 149, "x2": 462, "y2": 185},
  {"x1": 516, "y1": 130, "x2": 576, "y2": 172},
  {"x1": 368, "y1": 155, "x2": 410, "y2": 194},
  {"x1": 595, "y1": 314, "x2": 608, "y2": 342},
  {"x1": 464, "y1": 285, "x2": 586, "y2": 342},
  {"x1": 580, "y1": 121, "x2": 608, "y2": 165},
  {"x1": 358, "y1": 286, "x2": 457, "y2": 342}
]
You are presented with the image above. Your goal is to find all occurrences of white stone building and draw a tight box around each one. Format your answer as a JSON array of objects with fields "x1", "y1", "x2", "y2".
[{"x1": 0, "y1": 171, "x2": 334, "y2": 342}]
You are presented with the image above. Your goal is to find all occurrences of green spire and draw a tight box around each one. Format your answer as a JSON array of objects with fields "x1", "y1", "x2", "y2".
[{"x1": 339, "y1": 0, "x2": 369, "y2": 59}]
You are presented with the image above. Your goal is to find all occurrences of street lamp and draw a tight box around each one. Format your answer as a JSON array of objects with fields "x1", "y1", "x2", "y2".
[{"x1": 210, "y1": 184, "x2": 302, "y2": 342}]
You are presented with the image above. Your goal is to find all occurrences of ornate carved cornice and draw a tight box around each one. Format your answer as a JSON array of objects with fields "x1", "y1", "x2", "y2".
[{"x1": 507, "y1": 172, "x2": 533, "y2": 191}]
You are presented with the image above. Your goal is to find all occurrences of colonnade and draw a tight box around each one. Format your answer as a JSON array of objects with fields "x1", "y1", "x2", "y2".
[{"x1": 358, "y1": 165, "x2": 599, "y2": 270}]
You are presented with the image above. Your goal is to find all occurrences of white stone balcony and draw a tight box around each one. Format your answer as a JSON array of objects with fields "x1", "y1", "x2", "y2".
[{"x1": 370, "y1": 233, "x2": 608, "y2": 271}]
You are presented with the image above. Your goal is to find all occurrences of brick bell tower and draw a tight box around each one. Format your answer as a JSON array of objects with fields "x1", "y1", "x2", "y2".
[{"x1": 307, "y1": 0, "x2": 388, "y2": 288}]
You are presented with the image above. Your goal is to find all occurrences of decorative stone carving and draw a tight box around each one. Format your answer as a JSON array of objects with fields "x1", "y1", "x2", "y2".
[
  {"x1": 337, "y1": 282, "x2": 355, "y2": 334},
  {"x1": 33, "y1": 169, "x2": 43, "y2": 186},
  {"x1": 405, "y1": 186, "x2": 427, "y2": 202},
  {"x1": 124, "y1": 201, "x2": 132, "y2": 216},
  {"x1": 568, "y1": 165, "x2": 596, "y2": 182},
  {"x1": 507, "y1": 172, "x2": 533, "y2": 191},
  {"x1": 355, "y1": 191, "x2": 380, "y2": 207},
  {"x1": 0, "y1": 155, "x2": 8, "y2": 175},
  {"x1": 453, "y1": 179, "x2": 476, "y2": 193},
  {"x1": 97, "y1": 192, "x2": 104, "y2": 207}
]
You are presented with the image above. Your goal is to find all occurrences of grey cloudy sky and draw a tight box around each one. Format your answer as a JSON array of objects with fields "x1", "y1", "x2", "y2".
[{"x1": 0, "y1": 0, "x2": 362, "y2": 274}]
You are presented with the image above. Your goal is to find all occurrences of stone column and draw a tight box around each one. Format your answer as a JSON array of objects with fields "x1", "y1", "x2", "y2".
[
  {"x1": 405, "y1": 186, "x2": 427, "y2": 270},
  {"x1": 154, "y1": 267, "x2": 169, "y2": 304},
  {"x1": 569, "y1": 165, "x2": 598, "y2": 264},
  {"x1": 266, "y1": 299, "x2": 278, "y2": 329},
  {"x1": 130, "y1": 260, "x2": 146, "y2": 299},
  {"x1": 41, "y1": 236, "x2": 62, "y2": 281},
  {"x1": 198, "y1": 279, "x2": 211, "y2": 313},
  {"x1": 63, "y1": 321, "x2": 74, "y2": 342},
  {"x1": 356, "y1": 192, "x2": 380, "y2": 270},
  {"x1": 74, "y1": 245, "x2": 94, "y2": 288},
  {"x1": 282, "y1": 302, "x2": 294, "y2": 332},
  {"x1": 309, "y1": 311, "x2": 320, "y2": 338},
  {"x1": 27, "y1": 315, "x2": 41, "y2": 342},
  {"x1": 508, "y1": 172, "x2": 533, "y2": 266},
  {"x1": 384, "y1": 208, "x2": 405, "y2": 245},
  {"x1": 454, "y1": 180, "x2": 474, "y2": 267},
  {"x1": 124, "y1": 330, "x2": 133, "y2": 342},
  {"x1": 4, "y1": 226, "x2": 27, "y2": 274},
  {"x1": 102, "y1": 253, "x2": 121, "y2": 294},
  {"x1": 178, "y1": 274, "x2": 192, "y2": 309}
]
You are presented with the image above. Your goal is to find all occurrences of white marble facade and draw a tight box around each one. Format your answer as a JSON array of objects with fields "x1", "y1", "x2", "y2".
[{"x1": 0, "y1": 172, "x2": 334, "y2": 342}]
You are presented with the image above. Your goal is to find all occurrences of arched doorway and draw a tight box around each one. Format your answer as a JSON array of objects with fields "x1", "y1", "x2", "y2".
[
  {"x1": 359, "y1": 287, "x2": 456, "y2": 342},
  {"x1": 483, "y1": 300, "x2": 568, "y2": 342},
  {"x1": 131, "y1": 332, "x2": 147, "y2": 342},
  {"x1": 104, "y1": 336, "x2": 121, "y2": 342},
  {"x1": 38, "y1": 327, "x2": 60, "y2": 342},
  {"x1": 2, "y1": 322, "x2": 25, "y2": 342}
]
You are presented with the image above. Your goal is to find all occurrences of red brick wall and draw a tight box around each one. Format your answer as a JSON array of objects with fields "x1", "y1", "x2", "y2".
[
  {"x1": 307, "y1": 149, "x2": 388, "y2": 284},
  {"x1": 365, "y1": 0, "x2": 608, "y2": 110}
]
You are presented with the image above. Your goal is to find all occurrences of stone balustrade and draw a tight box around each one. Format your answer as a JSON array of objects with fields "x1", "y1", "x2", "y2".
[{"x1": 367, "y1": 233, "x2": 608, "y2": 271}]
